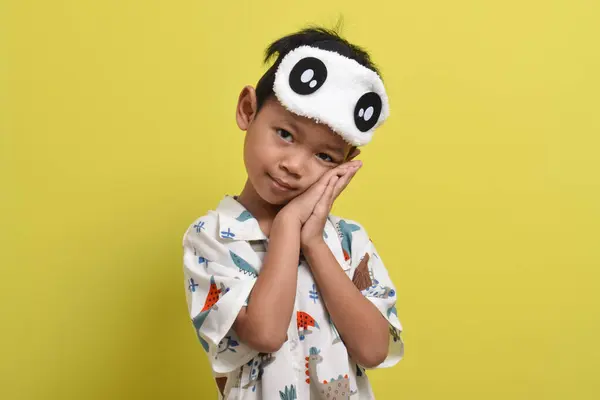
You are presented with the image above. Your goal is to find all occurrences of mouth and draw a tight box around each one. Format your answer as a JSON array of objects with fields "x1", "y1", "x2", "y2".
[{"x1": 268, "y1": 174, "x2": 296, "y2": 191}]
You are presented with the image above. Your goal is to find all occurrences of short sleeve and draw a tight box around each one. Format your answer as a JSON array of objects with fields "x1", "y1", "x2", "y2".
[
  {"x1": 182, "y1": 216, "x2": 259, "y2": 373},
  {"x1": 347, "y1": 221, "x2": 405, "y2": 369}
]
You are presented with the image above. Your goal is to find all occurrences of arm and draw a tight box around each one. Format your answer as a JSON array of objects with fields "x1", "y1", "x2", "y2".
[
  {"x1": 297, "y1": 160, "x2": 390, "y2": 367},
  {"x1": 233, "y1": 165, "x2": 353, "y2": 353},
  {"x1": 233, "y1": 214, "x2": 301, "y2": 353},
  {"x1": 302, "y1": 240, "x2": 390, "y2": 368}
]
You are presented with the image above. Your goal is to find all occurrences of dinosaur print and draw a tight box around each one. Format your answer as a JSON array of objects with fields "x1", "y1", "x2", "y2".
[
  {"x1": 305, "y1": 347, "x2": 354, "y2": 399},
  {"x1": 191, "y1": 275, "x2": 227, "y2": 352},
  {"x1": 297, "y1": 311, "x2": 320, "y2": 340},
  {"x1": 337, "y1": 220, "x2": 361, "y2": 261},
  {"x1": 236, "y1": 210, "x2": 254, "y2": 222},
  {"x1": 352, "y1": 253, "x2": 372, "y2": 291},
  {"x1": 362, "y1": 278, "x2": 395, "y2": 299},
  {"x1": 191, "y1": 313, "x2": 210, "y2": 352},
  {"x1": 242, "y1": 353, "x2": 276, "y2": 392},
  {"x1": 230, "y1": 250, "x2": 259, "y2": 277},
  {"x1": 182, "y1": 195, "x2": 403, "y2": 398},
  {"x1": 217, "y1": 335, "x2": 239, "y2": 354},
  {"x1": 201, "y1": 275, "x2": 227, "y2": 312},
  {"x1": 387, "y1": 305, "x2": 398, "y2": 319}
]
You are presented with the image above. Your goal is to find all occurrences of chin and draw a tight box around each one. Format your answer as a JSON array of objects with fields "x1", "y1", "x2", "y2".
[
  {"x1": 256, "y1": 174, "x2": 295, "y2": 206},
  {"x1": 257, "y1": 191, "x2": 284, "y2": 205},
  {"x1": 259, "y1": 188, "x2": 292, "y2": 206}
]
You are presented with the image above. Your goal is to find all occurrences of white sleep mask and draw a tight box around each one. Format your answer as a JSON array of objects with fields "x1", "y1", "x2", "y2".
[{"x1": 273, "y1": 45, "x2": 389, "y2": 146}]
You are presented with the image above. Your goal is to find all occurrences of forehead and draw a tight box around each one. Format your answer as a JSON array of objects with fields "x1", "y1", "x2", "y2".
[{"x1": 262, "y1": 97, "x2": 351, "y2": 151}]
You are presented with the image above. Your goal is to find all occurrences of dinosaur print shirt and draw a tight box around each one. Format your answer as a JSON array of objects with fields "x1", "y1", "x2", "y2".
[{"x1": 182, "y1": 196, "x2": 404, "y2": 399}]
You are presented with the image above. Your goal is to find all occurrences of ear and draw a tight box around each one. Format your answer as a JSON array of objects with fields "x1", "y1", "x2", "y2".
[
  {"x1": 236, "y1": 86, "x2": 258, "y2": 131},
  {"x1": 345, "y1": 146, "x2": 361, "y2": 161}
]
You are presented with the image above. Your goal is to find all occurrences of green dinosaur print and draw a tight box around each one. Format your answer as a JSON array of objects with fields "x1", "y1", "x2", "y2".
[
  {"x1": 236, "y1": 210, "x2": 254, "y2": 222},
  {"x1": 192, "y1": 310, "x2": 211, "y2": 351},
  {"x1": 230, "y1": 250, "x2": 259, "y2": 277},
  {"x1": 338, "y1": 220, "x2": 360, "y2": 261},
  {"x1": 387, "y1": 305, "x2": 398, "y2": 318}
]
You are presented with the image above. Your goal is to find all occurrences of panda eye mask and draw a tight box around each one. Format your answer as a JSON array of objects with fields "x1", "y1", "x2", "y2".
[{"x1": 273, "y1": 45, "x2": 389, "y2": 147}]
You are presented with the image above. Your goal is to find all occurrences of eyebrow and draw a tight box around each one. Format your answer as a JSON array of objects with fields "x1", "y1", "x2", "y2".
[{"x1": 283, "y1": 118, "x2": 346, "y2": 160}]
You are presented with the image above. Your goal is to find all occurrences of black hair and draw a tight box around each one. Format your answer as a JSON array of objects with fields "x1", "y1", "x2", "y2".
[{"x1": 255, "y1": 25, "x2": 382, "y2": 113}]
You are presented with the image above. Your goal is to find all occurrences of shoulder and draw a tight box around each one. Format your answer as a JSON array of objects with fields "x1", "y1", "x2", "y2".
[
  {"x1": 328, "y1": 214, "x2": 368, "y2": 232},
  {"x1": 327, "y1": 214, "x2": 377, "y2": 267},
  {"x1": 327, "y1": 214, "x2": 370, "y2": 242},
  {"x1": 181, "y1": 210, "x2": 220, "y2": 248},
  {"x1": 181, "y1": 209, "x2": 242, "y2": 268}
]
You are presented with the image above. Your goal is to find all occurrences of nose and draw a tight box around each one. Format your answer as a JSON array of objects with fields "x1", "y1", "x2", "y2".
[{"x1": 279, "y1": 149, "x2": 309, "y2": 177}]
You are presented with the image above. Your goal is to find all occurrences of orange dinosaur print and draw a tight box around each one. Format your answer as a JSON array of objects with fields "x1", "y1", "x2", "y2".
[
  {"x1": 297, "y1": 311, "x2": 319, "y2": 330},
  {"x1": 201, "y1": 275, "x2": 222, "y2": 312},
  {"x1": 343, "y1": 249, "x2": 351, "y2": 261}
]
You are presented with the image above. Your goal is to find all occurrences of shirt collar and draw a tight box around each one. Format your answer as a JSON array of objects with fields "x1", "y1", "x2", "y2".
[{"x1": 216, "y1": 195, "x2": 268, "y2": 241}]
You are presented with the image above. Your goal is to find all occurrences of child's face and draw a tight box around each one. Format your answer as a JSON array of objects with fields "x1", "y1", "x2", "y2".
[{"x1": 236, "y1": 88, "x2": 359, "y2": 206}]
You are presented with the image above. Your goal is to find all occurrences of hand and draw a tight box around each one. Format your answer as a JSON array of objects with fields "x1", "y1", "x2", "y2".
[
  {"x1": 277, "y1": 162, "x2": 357, "y2": 225},
  {"x1": 300, "y1": 160, "x2": 362, "y2": 250}
]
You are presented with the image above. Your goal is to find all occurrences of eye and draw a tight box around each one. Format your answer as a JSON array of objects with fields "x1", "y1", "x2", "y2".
[
  {"x1": 316, "y1": 153, "x2": 335, "y2": 163},
  {"x1": 276, "y1": 128, "x2": 293, "y2": 142}
]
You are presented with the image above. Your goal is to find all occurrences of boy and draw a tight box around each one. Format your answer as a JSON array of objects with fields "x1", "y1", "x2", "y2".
[{"x1": 182, "y1": 27, "x2": 404, "y2": 399}]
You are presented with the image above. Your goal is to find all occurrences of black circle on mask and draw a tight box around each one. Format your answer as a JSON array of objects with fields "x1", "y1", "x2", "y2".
[
  {"x1": 288, "y1": 57, "x2": 327, "y2": 95},
  {"x1": 354, "y1": 92, "x2": 382, "y2": 132}
]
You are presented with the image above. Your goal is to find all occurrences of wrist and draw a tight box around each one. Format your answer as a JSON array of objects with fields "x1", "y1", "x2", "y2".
[
  {"x1": 301, "y1": 237, "x2": 327, "y2": 254},
  {"x1": 274, "y1": 210, "x2": 302, "y2": 230}
]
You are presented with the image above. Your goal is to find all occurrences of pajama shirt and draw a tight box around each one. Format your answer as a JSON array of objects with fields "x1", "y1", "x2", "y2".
[{"x1": 182, "y1": 195, "x2": 404, "y2": 399}]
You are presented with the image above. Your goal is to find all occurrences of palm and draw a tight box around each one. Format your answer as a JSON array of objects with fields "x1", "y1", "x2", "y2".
[
  {"x1": 301, "y1": 210, "x2": 327, "y2": 246},
  {"x1": 278, "y1": 161, "x2": 361, "y2": 249},
  {"x1": 301, "y1": 164, "x2": 360, "y2": 248}
]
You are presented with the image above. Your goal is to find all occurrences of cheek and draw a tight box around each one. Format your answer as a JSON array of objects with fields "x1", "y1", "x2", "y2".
[
  {"x1": 242, "y1": 139, "x2": 255, "y2": 171},
  {"x1": 244, "y1": 131, "x2": 269, "y2": 167},
  {"x1": 245, "y1": 146, "x2": 280, "y2": 194}
]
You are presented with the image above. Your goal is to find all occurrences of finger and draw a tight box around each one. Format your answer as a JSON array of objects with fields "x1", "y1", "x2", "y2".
[
  {"x1": 328, "y1": 164, "x2": 360, "y2": 209},
  {"x1": 301, "y1": 186, "x2": 329, "y2": 215},
  {"x1": 337, "y1": 164, "x2": 359, "y2": 187},
  {"x1": 314, "y1": 175, "x2": 339, "y2": 216},
  {"x1": 333, "y1": 165, "x2": 360, "y2": 199},
  {"x1": 313, "y1": 175, "x2": 338, "y2": 217},
  {"x1": 326, "y1": 164, "x2": 351, "y2": 181},
  {"x1": 297, "y1": 172, "x2": 337, "y2": 217},
  {"x1": 304, "y1": 161, "x2": 359, "y2": 202},
  {"x1": 303, "y1": 171, "x2": 333, "y2": 199},
  {"x1": 344, "y1": 160, "x2": 362, "y2": 169},
  {"x1": 326, "y1": 174, "x2": 342, "y2": 210},
  {"x1": 316, "y1": 160, "x2": 360, "y2": 186},
  {"x1": 329, "y1": 159, "x2": 359, "y2": 176},
  {"x1": 303, "y1": 167, "x2": 346, "y2": 204}
]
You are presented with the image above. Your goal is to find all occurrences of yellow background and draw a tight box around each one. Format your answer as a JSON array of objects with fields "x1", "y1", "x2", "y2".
[{"x1": 2, "y1": 1, "x2": 599, "y2": 399}]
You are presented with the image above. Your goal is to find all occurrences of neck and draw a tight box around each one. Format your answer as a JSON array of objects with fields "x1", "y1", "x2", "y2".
[{"x1": 236, "y1": 178, "x2": 284, "y2": 236}]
